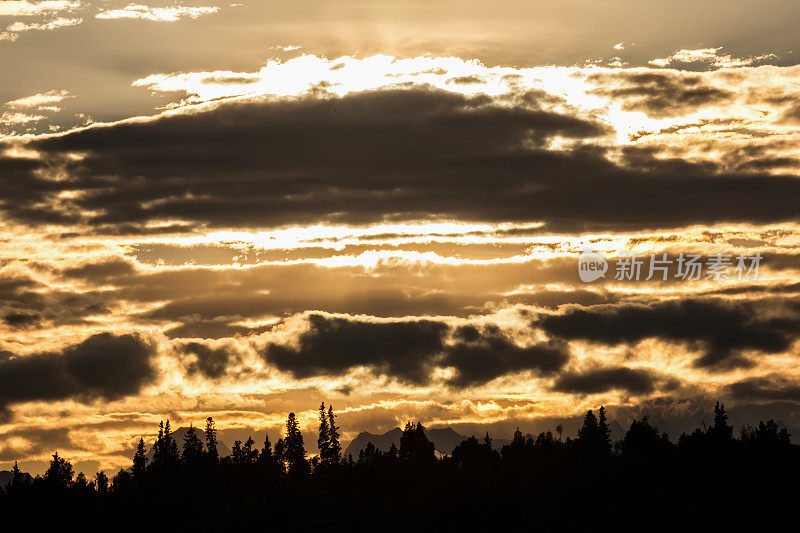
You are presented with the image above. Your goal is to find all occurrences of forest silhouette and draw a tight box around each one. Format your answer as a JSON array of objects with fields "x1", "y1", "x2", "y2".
[{"x1": 1, "y1": 402, "x2": 797, "y2": 531}]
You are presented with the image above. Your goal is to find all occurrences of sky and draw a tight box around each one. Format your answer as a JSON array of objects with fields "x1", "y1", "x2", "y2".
[{"x1": 2, "y1": 0, "x2": 800, "y2": 475}]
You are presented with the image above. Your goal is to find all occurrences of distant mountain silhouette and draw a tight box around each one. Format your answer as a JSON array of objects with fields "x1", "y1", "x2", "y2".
[
  {"x1": 145, "y1": 426, "x2": 232, "y2": 462},
  {"x1": 345, "y1": 426, "x2": 501, "y2": 457},
  {"x1": 0, "y1": 470, "x2": 32, "y2": 487}
]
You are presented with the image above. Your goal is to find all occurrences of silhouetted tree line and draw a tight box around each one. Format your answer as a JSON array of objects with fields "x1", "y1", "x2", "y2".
[{"x1": 1, "y1": 402, "x2": 797, "y2": 531}]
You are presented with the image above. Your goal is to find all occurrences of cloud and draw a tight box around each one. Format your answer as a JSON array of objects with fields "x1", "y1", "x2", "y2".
[
  {"x1": 260, "y1": 313, "x2": 570, "y2": 388},
  {"x1": 5, "y1": 89, "x2": 71, "y2": 108},
  {"x1": 443, "y1": 324, "x2": 569, "y2": 388},
  {"x1": 0, "y1": 332, "x2": 157, "y2": 415},
  {"x1": 728, "y1": 375, "x2": 800, "y2": 402},
  {"x1": 60, "y1": 256, "x2": 137, "y2": 281},
  {"x1": 648, "y1": 47, "x2": 779, "y2": 69},
  {"x1": 552, "y1": 366, "x2": 678, "y2": 395},
  {"x1": 587, "y1": 71, "x2": 733, "y2": 118},
  {"x1": 5, "y1": 86, "x2": 800, "y2": 235},
  {"x1": 0, "y1": 111, "x2": 45, "y2": 123},
  {"x1": 538, "y1": 298, "x2": 800, "y2": 370},
  {"x1": 95, "y1": 4, "x2": 219, "y2": 22},
  {"x1": 179, "y1": 341, "x2": 241, "y2": 379},
  {"x1": 0, "y1": 273, "x2": 112, "y2": 329},
  {"x1": 1, "y1": 16, "x2": 82, "y2": 41},
  {"x1": 0, "y1": 1, "x2": 80, "y2": 16},
  {"x1": 264, "y1": 314, "x2": 448, "y2": 385}
]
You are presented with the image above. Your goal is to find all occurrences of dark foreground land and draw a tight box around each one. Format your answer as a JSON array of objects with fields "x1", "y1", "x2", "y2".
[{"x1": 1, "y1": 403, "x2": 797, "y2": 531}]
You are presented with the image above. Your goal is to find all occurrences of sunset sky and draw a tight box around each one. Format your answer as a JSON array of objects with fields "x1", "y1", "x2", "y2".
[{"x1": 2, "y1": 0, "x2": 800, "y2": 475}]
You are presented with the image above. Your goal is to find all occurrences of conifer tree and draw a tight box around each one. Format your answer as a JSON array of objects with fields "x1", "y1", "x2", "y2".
[
  {"x1": 318, "y1": 402, "x2": 330, "y2": 464},
  {"x1": 578, "y1": 410, "x2": 599, "y2": 441},
  {"x1": 243, "y1": 436, "x2": 258, "y2": 463},
  {"x1": 11, "y1": 460, "x2": 22, "y2": 488},
  {"x1": 204, "y1": 417, "x2": 219, "y2": 462},
  {"x1": 182, "y1": 424, "x2": 204, "y2": 466},
  {"x1": 153, "y1": 421, "x2": 165, "y2": 466},
  {"x1": 231, "y1": 440, "x2": 243, "y2": 465},
  {"x1": 599, "y1": 406, "x2": 611, "y2": 452},
  {"x1": 132, "y1": 437, "x2": 148, "y2": 479},
  {"x1": 284, "y1": 412, "x2": 308, "y2": 475},
  {"x1": 259, "y1": 434, "x2": 273, "y2": 464},
  {"x1": 274, "y1": 437, "x2": 286, "y2": 474},
  {"x1": 399, "y1": 422, "x2": 435, "y2": 466},
  {"x1": 164, "y1": 420, "x2": 179, "y2": 464},
  {"x1": 710, "y1": 401, "x2": 733, "y2": 441},
  {"x1": 328, "y1": 404, "x2": 342, "y2": 464},
  {"x1": 44, "y1": 452, "x2": 74, "y2": 488},
  {"x1": 95, "y1": 471, "x2": 109, "y2": 494}
]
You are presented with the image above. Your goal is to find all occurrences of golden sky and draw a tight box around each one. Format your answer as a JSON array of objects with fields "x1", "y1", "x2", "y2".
[{"x1": 2, "y1": 0, "x2": 800, "y2": 475}]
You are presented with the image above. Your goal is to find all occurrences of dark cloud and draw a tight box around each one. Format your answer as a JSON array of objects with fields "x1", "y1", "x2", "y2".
[
  {"x1": 264, "y1": 314, "x2": 448, "y2": 385},
  {"x1": 728, "y1": 375, "x2": 800, "y2": 402},
  {"x1": 778, "y1": 103, "x2": 800, "y2": 125},
  {"x1": 538, "y1": 298, "x2": 800, "y2": 370},
  {"x1": 587, "y1": 72, "x2": 733, "y2": 119},
  {"x1": 3, "y1": 88, "x2": 800, "y2": 234},
  {"x1": 0, "y1": 332, "x2": 157, "y2": 416},
  {"x1": 0, "y1": 273, "x2": 112, "y2": 329},
  {"x1": 443, "y1": 324, "x2": 569, "y2": 388},
  {"x1": 61, "y1": 257, "x2": 137, "y2": 281},
  {"x1": 180, "y1": 341, "x2": 241, "y2": 379},
  {"x1": 3, "y1": 311, "x2": 42, "y2": 328},
  {"x1": 551, "y1": 366, "x2": 678, "y2": 395},
  {"x1": 262, "y1": 314, "x2": 568, "y2": 387}
]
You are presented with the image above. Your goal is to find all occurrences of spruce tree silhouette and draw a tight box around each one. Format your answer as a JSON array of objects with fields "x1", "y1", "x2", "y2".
[
  {"x1": 284, "y1": 412, "x2": 308, "y2": 475},
  {"x1": 182, "y1": 423, "x2": 205, "y2": 466},
  {"x1": 259, "y1": 433, "x2": 273, "y2": 463},
  {"x1": 327, "y1": 405, "x2": 342, "y2": 465},
  {"x1": 709, "y1": 401, "x2": 734, "y2": 443},
  {"x1": 317, "y1": 402, "x2": 331, "y2": 466},
  {"x1": 620, "y1": 416, "x2": 672, "y2": 463},
  {"x1": 399, "y1": 422, "x2": 435, "y2": 466},
  {"x1": 243, "y1": 436, "x2": 258, "y2": 464},
  {"x1": 598, "y1": 406, "x2": 611, "y2": 453},
  {"x1": 44, "y1": 452, "x2": 74, "y2": 489},
  {"x1": 94, "y1": 471, "x2": 109, "y2": 494},
  {"x1": 10, "y1": 461, "x2": 22, "y2": 489},
  {"x1": 274, "y1": 437, "x2": 286, "y2": 474},
  {"x1": 132, "y1": 437, "x2": 148, "y2": 480},
  {"x1": 204, "y1": 416, "x2": 219, "y2": 463}
]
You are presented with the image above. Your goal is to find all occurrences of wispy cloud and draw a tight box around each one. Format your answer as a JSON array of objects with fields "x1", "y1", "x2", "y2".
[
  {"x1": 95, "y1": 3, "x2": 219, "y2": 22},
  {"x1": 5, "y1": 89, "x2": 71, "y2": 108},
  {"x1": 649, "y1": 47, "x2": 779, "y2": 69},
  {"x1": 0, "y1": 0, "x2": 80, "y2": 17},
  {"x1": 1, "y1": 16, "x2": 81, "y2": 41},
  {"x1": 0, "y1": 111, "x2": 45, "y2": 124}
]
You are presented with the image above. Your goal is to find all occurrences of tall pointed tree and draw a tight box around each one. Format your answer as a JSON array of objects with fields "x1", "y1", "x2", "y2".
[
  {"x1": 710, "y1": 401, "x2": 733, "y2": 441},
  {"x1": 204, "y1": 417, "x2": 219, "y2": 462},
  {"x1": 599, "y1": 406, "x2": 611, "y2": 452},
  {"x1": 243, "y1": 436, "x2": 258, "y2": 464},
  {"x1": 164, "y1": 420, "x2": 179, "y2": 464},
  {"x1": 259, "y1": 434, "x2": 273, "y2": 464},
  {"x1": 132, "y1": 437, "x2": 148, "y2": 479},
  {"x1": 284, "y1": 412, "x2": 308, "y2": 475},
  {"x1": 44, "y1": 452, "x2": 74, "y2": 489},
  {"x1": 95, "y1": 471, "x2": 109, "y2": 494},
  {"x1": 274, "y1": 437, "x2": 286, "y2": 474},
  {"x1": 328, "y1": 405, "x2": 342, "y2": 465},
  {"x1": 318, "y1": 402, "x2": 331, "y2": 464},
  {"x1": 182, "y1": 423, "x2": 205, "y2": 466}
]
